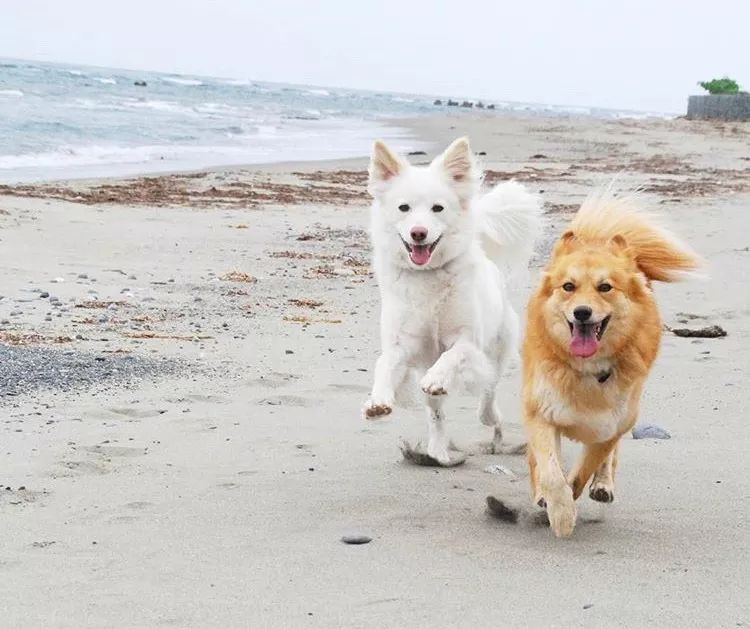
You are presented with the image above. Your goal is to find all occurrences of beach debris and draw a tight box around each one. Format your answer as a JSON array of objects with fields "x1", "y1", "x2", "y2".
[
  {"x1": 288, "y1": 298, "x2": 323, "y2": 309},
  {"x1": 407, "y1": 150, "x2": 427, "y2": 156},
  {"x1": 75, "y1": 300, "x2": 128, "y2": 309},
  {"x1": 669, "y1": 324, "x2": 727, "y2": 338},
  {"x1": 0, "y1": 332, "x2": 73, "y2": 346},
  {"x1": 283, "y1": 315, "x2": 341, "y2": 324},
  {"x1": 531, "y1": 153, "x2": 548, "y2": 159},
  {"x1": 632, "y1": 424, "x2": 671, "y2": 440},
  {"x1": 134, "y1": 80, "x2": 147, "y2": 87},
  {"x1": 220, "y1": 271, "x2": 256, "y2": 283},
  {"x1": 483, "y1": 464, "x2": 517, "y2": 478},
  {"x1": 341, "y1": 534, "x2": 372, "y2": 545}
]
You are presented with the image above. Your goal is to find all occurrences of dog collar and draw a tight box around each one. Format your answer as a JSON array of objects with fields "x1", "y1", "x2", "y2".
[{"x1": 596, "y1": 370, "x2": 612, "y2": 384}]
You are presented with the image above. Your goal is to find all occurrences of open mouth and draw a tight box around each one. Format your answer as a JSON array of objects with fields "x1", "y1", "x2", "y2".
[
  {"x1": 568, "y1": 315, "x2": 611, "y2": 358},
  {"x1": 401, "y1": 235, "x2": 442, "y2": 266}
]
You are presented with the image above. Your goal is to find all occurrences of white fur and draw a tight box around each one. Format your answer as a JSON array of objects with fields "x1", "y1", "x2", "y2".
[{"x1": 363, "y1": 138, "x2": 543, "y2": 462}]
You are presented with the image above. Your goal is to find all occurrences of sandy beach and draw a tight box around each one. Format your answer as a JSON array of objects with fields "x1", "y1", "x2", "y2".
[{"x1": 1, "y1": 113, "x2": 748, "y2": 627}]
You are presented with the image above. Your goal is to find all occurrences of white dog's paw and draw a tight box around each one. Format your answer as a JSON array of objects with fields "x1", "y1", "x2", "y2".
[
  {"x1": 363, "y1": 398, "x2": 393, "y2": 420},
  {"x1": 400, "y1": 441, "x2": 467, "y2": 467},
  {"x1": 427, "y1": 441, "x2": 451, "y2": 465},
  {"x1": 545, "y1": 487, "x2": 577, "y2": 538},
  {"x1": 420, "y1": 372, "x2": 449, "y2": 396}
]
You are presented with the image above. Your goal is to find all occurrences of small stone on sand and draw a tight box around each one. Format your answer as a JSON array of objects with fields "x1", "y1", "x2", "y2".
[
  {"x1": 341, "y1": 534, "x2": 372, "y2": 545},
  {"x1": 632, "y1": 424, "x2": 671, "y2": 440}
]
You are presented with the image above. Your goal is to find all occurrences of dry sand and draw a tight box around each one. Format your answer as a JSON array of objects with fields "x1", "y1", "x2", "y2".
[{"x1": 0, "y1": 113, "x2": 748, "y2": 628}]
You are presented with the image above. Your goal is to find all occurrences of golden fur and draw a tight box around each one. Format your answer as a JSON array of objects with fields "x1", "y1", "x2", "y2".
[{"x1": 522, "y1": 189, "x2": 701, "y2": 537}]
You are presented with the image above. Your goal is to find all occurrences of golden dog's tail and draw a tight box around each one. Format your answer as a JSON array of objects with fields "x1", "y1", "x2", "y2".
[{"x1": 567, "y1": 187, "x2": 703, "y2": 282}]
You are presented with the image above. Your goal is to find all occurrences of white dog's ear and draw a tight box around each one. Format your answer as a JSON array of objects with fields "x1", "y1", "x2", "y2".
[
  {"x1": 368, "y1": 140, "x2": 406, "y2": 196},
  {"x1": 432, "y1": 137, "x2": 479, "y2": 202}
]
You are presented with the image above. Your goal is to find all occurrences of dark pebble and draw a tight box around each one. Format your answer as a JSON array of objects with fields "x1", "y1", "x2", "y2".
[
  {"x1": 583, "y1": 604, "x2": 594, "y2": 610},
  {"x1": 341, "y1": 534, "x2": 372, "y2": 545},
  {"x1": 39, "y1": 292, "x2": 50, "y2": 299}
]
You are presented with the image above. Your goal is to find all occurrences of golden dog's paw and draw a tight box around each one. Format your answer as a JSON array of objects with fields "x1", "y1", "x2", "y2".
[
  {"x1": 363, "y1": 399, "x2": 393, "y2": 420},
  {"x1": 589, "y1": 481, "x2": 615, "y2": 503},
  {"x1": 547, "y1": 501, "x2": 577, "y2": 538},
  {"x1": 545, "y1": 486, "x2": 577, "y2": 538}
]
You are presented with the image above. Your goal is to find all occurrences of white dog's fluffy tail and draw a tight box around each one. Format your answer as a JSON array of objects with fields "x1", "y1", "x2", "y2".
[{"x1": 475, "y1": 181, "x2": 544, "y2": 276}]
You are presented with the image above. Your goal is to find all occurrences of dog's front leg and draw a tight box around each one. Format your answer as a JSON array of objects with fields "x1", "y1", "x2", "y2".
[
  {"x1": 526, "y1": 415, "x2": 577, "y2": 538},
  {"x1": 363, "y1": 350, "x2": 407, "y2": 419},
  {"x1": 420, "y1": 338, "x2": 489, "y2": 396}
]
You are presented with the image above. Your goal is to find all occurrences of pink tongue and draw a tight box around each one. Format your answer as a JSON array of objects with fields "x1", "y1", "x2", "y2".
[
  {"x1": 410, "y1": 245, "x2": 432, "y2": 266},
  {"x1": 570, "y1": 325, "x2": 599, "y2": 358}
]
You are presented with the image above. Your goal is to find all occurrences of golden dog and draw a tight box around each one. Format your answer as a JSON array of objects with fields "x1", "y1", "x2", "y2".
[{"x1": 522, "y1": 189, "x2": 701, "y2": 537}]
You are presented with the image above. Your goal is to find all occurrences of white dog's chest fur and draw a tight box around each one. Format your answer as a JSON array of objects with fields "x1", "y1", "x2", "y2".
[{"x1": 532, "y1": 372, "x2": 632, "y2": 442}]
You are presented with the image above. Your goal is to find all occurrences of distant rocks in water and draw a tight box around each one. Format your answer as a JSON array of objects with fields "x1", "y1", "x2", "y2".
[
  {"x1": 632, "y1": 424, "x2": 671, "y2": 440},
  {"x1": 437, "y1": 98, "x2": 497, "y2": 110},
  {"x1": 407, "y1": 150, "x2": 427, "y2": 156},
  {"x1": 134, "y1": 80, "x2": 147, "y2": 87}
]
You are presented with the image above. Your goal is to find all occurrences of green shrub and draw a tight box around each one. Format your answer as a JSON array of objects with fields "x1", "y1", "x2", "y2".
[{"x1": 699, "y1": 77, "x2": 740, "y2": 95}]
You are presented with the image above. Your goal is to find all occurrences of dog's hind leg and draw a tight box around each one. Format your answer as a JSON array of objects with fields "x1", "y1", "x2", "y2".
[
  {"x1": 400, "y1": 395, "x2": 466, "y2": 467},
  {"x1": 588, "y1": 443, "x2": 619, "y2": 503},
  {"x1": 477, "y1": 341, "x2": 526, "y2": 455},
  {"x1": 477, "y1": 387, "x2": 526, "y2": 455}
]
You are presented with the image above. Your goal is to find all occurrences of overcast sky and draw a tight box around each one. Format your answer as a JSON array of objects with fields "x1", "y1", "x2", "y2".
[{"x1": 2, "y1": 0, "x2": 748, "y2": 113}]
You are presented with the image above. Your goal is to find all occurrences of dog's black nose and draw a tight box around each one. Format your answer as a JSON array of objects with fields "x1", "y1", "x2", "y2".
[
  {"x1": 410, "y1": 226, "x2": 428, "y2": 242},
  {"x1": 573, "y1": 306, "x2": 593, "y2": 322}
]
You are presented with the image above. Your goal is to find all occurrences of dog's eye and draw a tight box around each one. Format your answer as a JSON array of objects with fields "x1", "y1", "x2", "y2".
[
  {"x1": 562, "y1": 282, "x2": 576, "y2": 292},
  {"x1": 598, "y1": 282, "x2": 612, "y2": 293},
  {"x1": 432, "y1": 204, "x2": 444, "y2": 213},
  {"x1": 398, "y1": 203, "x2": 410, "y2": 212}
]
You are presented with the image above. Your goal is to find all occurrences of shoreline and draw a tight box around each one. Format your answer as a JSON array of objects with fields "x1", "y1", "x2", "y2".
[{"x1": 0, "y1": 110, "x2": 692, "y2": 187}]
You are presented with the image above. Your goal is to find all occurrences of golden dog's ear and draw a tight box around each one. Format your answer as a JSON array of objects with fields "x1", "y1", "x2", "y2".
[
  {"x1": 607, "y1": 234, "x2": 636, "y2": 261},
  {"x1": 608, "y1": 234, "x2": 628, "y2": 251},
  {"x1": 552, "y1": 230, "x2": 577, "y2": 257}
]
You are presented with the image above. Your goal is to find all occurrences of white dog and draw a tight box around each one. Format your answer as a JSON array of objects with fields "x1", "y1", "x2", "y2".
[{"x1": 363, "y1": 137, "x2": 543, "y2": 465}]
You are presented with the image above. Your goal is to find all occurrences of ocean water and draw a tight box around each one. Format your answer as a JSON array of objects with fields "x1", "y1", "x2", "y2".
[{"x1": 0, "y1": 59, "x2": 670, "y2": 183}]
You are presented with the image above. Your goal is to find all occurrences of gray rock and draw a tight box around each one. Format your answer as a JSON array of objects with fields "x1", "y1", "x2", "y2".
[
  {"x1": 39, "y1": 292, "x2": 50, "y2": 299},
  {"x1": 632, "y1": 424, "x2": 671, "y2": 440}
]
